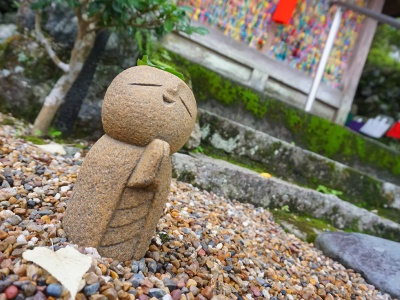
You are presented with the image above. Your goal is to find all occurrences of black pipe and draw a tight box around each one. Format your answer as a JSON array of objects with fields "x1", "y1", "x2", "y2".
[{"x1": 330, "y1": 1, "x2": 400, "y2": 30}]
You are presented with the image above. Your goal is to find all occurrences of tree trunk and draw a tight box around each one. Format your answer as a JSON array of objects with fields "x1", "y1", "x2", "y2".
[
  {"x1": 54, "y1": 29, "x2": 110, "y2": 135},
  {"x1": 31, "y1": 31, "x2": 95, "y2": 136},
  {"x1": 31, "y1": 74, "x2": 74, "y2": 135}
]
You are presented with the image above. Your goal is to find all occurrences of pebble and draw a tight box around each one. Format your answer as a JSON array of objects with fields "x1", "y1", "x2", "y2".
[
  {"x1": 201, "y1": 286, "x2": 213, "y2": 299},
  {"x1": 149, "y1": 288, "x2": 166, "y2": 298},
  {"x1": 46, "y1": 283, "x2": 62, "y2": 298},
  {"x1": 16, "y1": 235, "x2": 26, "y2": 243},
  {"x1": 186, "y1": 279, "x2": 197, "y2": 288},
  {"x1": 170, "y1": 289, "x2": 181, "y2": 300},
  {"x1": 84, "y1": 272, "x2": 99, "y2": 285},
  {"x1": 14, "y1": 294, "x2": 24, "y2": 300},
  {"x1": 139, "y1": 258, "x2": 146, "y2": 272},
  {"x1": 21, "y1": 283, "x2": 36, "y2": 297},
  {"x1": 131, "y1": 261, "x2": 139, "y2": 273},
  {"x1": 33, "y1": 291, "x2": 47, "y2": 300},
  {"x1": 101, "y1": 288, "x2": 118, "y2": 300},
  {"x1": 84, "y1": 282, "x2": 100, "y2": 296},
  {"x1": 6, "y1": 215, "x2": 21, "y2": 226},
  {"x1": 0, "y1": 120, "x2": 396, "y2": 300},
  {"x1": 148, "y1": 260, "x2": 157, "y2": 273},
  {"x1": 4, "y1": 286, "x2": 18, "y2": 299},
  {"x1": 189, "y1": 286, "x2": 199, "y2": 296},
  {"x1": 163, "y1": 278, "x2": 177, "y2": 292},
  {"x1": 0, "y1": 281, "x2": 11, "y2": 293}
]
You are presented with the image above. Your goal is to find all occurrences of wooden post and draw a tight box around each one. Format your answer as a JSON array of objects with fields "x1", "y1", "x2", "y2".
[
  {"x1": 334, "y1": 0, "x2": 385, "y2": 124},
  {"x1": 305, "y1": 7, "x2": 343, "y2": 112}
]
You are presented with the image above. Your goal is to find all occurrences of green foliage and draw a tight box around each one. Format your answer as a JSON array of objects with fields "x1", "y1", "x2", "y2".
[
  {"x1": 316, "y1": 185, "x2": 343, "y2": 197},
  {"x1": 135, "y1": 30, "x2": 154, "y2": 55},
  {"x1": 31, "y1": 128, "x2": 62, "y2": 139},
  {"x1": 355, "y1": 21, "x2": 400, "y2": 121},
  {"x1": 366, "y1": 23, "x2": 400, "y2": 69},
  {"x1": 137, "y1": 55, "x2": 184, "y2": 80},
  {"x1": 192, "y1": 146, "x2": 205, "y2": 154},
  {"x1": 30, "y1": 0, "x2": 208, "y2": 38},
  {"x1": 49, "y1": 128, "x2": 62, "y2": 138},
  {"x1": 158, "y1": 231, "x2": 169, "y2": 243},
  {"x1": 281, "y1": 205, "x2": 290, "y2": 212}
]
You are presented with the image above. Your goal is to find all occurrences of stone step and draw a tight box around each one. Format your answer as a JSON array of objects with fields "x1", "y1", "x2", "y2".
[
  {"x1": 172, "y1": 152, "x2": 400, "y2": 242},
  {"x1": 315, "y1": 232, "x2": 400, "y2": 299},
  {"x1": 197, "y1": 109, "x2": 400, "y2": 212}
]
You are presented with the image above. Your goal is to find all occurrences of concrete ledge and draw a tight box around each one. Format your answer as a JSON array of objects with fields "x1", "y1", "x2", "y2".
[{"x1": 172, "y1": 153, "x2": 400, "y2": 241}]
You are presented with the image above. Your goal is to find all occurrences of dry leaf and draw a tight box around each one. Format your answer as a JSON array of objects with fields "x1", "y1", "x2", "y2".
[{"x1": 23, "y1": 246, "x2": 92, "y2": 299}]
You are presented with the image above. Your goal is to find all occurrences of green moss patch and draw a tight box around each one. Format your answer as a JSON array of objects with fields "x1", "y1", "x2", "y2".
[
  {"x1": 21, "y1": 136, "x2": 47, "y2": 145},
  {"x1": 271, "y1": 209, "x2": 337, "y2": 243}
]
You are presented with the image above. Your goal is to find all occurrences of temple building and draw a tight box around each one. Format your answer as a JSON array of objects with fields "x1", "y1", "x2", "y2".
[{"x1": 163, "y1": 0, "x2": 399, "y2": 123}]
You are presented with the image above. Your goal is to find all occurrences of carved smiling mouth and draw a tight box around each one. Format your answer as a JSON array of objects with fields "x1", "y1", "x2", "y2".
[{"x1": 179, "y1": 96, "x2": 193, "y2": 119}]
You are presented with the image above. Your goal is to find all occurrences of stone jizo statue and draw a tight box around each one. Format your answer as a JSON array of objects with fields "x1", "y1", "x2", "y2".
[{"x1": 63, "y1": 66, "x2": 197, "y2": 261}]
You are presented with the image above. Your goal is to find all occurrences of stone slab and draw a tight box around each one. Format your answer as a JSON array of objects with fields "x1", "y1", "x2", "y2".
[
  {"x1": 198, "y1": 109, "x2": 400, "y2": 210},
  {"x1": 315, "y1": 232, "x2": 400, "y2": 299},
  {"x1": 172, "y1": 152, "x2": 400, "y2": 241}
]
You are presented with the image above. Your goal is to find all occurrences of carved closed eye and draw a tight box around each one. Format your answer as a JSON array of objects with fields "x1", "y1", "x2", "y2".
[{"x1": 128, "y1": 83, "x2": 162, "y2": 87}]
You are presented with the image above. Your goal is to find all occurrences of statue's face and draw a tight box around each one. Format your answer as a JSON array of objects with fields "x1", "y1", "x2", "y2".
[{"x1": 102, "y1": 66, "x2": 197, "y2": 153}]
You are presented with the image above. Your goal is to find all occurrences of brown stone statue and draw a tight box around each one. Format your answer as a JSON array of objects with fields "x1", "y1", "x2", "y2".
[{"x1": 63, "y1": 66, "x2": 197, "y2": 261}]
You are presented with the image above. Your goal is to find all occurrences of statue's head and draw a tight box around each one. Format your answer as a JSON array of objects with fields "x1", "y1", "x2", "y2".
[{"x1": 102, "y1": 66, "x2": 197, "y2": 154}]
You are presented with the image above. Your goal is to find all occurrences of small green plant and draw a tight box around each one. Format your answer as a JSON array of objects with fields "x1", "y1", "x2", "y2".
[
  {"x1": 316, "y1": 185, "x2": 343, "y2": 196},
  {"x1": 17, "y1": 52, "x2": 29, "y2": 63},
  {"x1": 192, "y1": 146, "x2": 205, "y2": 154},
  {"x1": 49, "y1": 128, "x2": 62, "y2": 139},
  {"x1": 74, "y1": 143, "x2": 86, "y2": 150},
  {"x1": 138, "y1": 55, "x2": 185, "y2": 81},
  {"x1": 158, "y1": 232, "x2": 169, "y2": 243},
  {"x1": 281, "y1": 205, "x2": 290, "y2": 212}
]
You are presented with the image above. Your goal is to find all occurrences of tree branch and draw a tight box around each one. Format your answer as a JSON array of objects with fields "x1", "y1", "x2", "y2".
[
  {"x1": 130, "y1": 19, "x2": 164, "y2": 29},
  {"x1": 82, "y1": 12, "x2": 101, "y2": 24},
  {"x1": 85, "y1": 25, "x2": 101, "y2": 34},
  {"x1": 35, "y1": 11, "x2": 70, "y2": 73}
]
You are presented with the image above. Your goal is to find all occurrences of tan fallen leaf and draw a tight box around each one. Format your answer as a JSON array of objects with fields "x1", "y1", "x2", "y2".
[{"x1": 23, "y1": 246, "x2": 92, "y2": 299}]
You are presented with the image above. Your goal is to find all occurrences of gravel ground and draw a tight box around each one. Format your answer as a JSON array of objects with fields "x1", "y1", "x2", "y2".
[{"x1": 0, "y1": 119, "x2": 396, "y2": 300}]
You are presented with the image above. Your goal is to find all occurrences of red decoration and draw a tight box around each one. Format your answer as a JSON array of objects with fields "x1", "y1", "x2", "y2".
[
  {"x1": 386, "y1": 122, "x2": 400, "y2": 139},
  {"x1": 272, "y1": 0, "x2": 298, "y2": 24}
]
